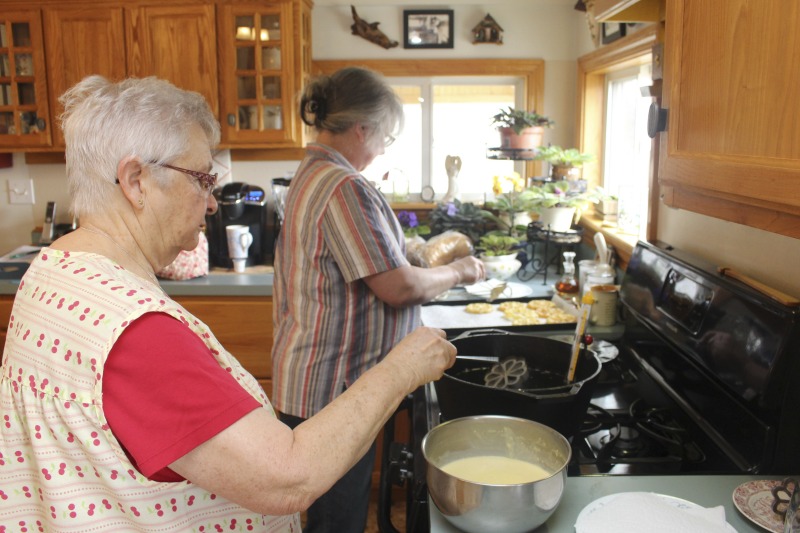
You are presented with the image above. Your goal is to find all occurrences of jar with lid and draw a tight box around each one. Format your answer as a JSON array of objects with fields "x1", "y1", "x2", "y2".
[{"x1": 584, "y1": 263, "x2": 615, "y2": 296}]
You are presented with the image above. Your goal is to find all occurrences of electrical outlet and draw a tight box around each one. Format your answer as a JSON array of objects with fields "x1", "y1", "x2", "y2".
[{"x1": 8, "y1": 178, "x2": 35, "y2": 205}]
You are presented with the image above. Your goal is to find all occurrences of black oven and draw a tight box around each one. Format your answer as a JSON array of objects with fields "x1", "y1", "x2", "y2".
[{"x1": 378, "y1": 240, "x2": 800, "y2": 532}]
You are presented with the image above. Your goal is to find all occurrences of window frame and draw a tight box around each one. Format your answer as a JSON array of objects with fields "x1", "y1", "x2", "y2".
[{"x1": 576, "y1": 24, "x2": 658, "y2": 269}]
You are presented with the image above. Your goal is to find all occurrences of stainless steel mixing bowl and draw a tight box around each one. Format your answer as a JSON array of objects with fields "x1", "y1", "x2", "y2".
[{"x1": 422, "y1": 415, "x2": 571, "y2": 533}]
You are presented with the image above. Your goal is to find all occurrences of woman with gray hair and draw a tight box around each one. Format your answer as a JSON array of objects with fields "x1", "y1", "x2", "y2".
[
  {"x1": 272, "y1": 66, "x2": 485, "y2": 533},
  {"x1": 0, "y1": 75, "x2": 457, "y2": 532}
]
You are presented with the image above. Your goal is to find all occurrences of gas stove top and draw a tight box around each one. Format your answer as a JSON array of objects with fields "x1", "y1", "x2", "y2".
[{"x1": 378, "y1": 241, "x2": 800, "y2": 532}]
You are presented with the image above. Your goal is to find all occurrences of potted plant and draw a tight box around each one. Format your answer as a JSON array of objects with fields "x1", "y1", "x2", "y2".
[
  {"x1": 428, "y1": 199, "x2": 486, "y2": 243},
  {"x1": 593, "y1": 187, "x2": 619, "y2": 226},
  {"x1": 481, "y1": 172, "x2": 538, "y2": 238},
  {"x1": 492, "y1": 107, "x2": 555, "y2": 151},
  {"x1": 396, "y1": 210, "x2": 431, "y2": 238},
  {"x1": 477, "y1": 234, "x2": 522, "y2": 281},
  {"x1": 527, "y1": 180, "x2": 600, "y2": 232},
  {"x1": 534, "y1": 145, "x2": 594, "y2": 180}
]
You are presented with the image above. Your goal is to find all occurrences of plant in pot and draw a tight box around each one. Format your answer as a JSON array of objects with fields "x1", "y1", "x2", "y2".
[
  {"x1": 428, "y1": 199, "x2": 486, "y2": 243},
  {"x1": 477, "y1": 233, "x2": 522, "y2": 281},
  {"x1": 593, "y1": 187, "x2": 619, "y2": 226},
  {"x1": 534, "y1": 145, "x2": 594, "y2": 181},
  {"x1": 481, "y1": 172, "x2": 538, "y2": 238},
  {"x1": 528, "y1": 180, "x2": 600, "y2": 232},
  {"x1": 492, "y1": 107, "x2": 554, "y2": 152}
]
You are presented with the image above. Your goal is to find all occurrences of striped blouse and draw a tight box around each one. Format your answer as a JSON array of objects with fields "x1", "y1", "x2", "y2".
[{"x1": 271, "y1": 143, "x2": 420, "y2": 417}]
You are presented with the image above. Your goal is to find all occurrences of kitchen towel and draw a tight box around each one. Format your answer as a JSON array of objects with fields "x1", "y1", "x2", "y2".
[{"x1": 574, "y1": 492, "x2": 733, "y2": 533}]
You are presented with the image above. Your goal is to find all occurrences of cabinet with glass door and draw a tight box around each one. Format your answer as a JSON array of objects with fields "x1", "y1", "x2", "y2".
[
  {"x1": 0, "y1": 10, "x2": 51, "y2": 149},
  {"x1": 218, "y1": 1, "x2": 309, "y2": 148}
]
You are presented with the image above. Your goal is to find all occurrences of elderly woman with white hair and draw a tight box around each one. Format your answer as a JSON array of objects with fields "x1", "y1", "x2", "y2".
[{"x1": 0, "y1": 75, "x2": 456, "y2": 532}]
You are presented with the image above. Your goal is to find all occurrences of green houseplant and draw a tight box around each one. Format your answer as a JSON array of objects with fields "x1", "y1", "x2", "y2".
[
  {"x1": 534, "y1": 145, "x2": 594, "y2": 180},
  {"x1": 492, "y1": 107, "x2": 554, "y2": 151},
  {"x1": 477, "y1": 234, "x2": 523, "y2": 280},
  {"x1": 492, "y1": 107, "x2": 555, "y2": 134},
  {"x1": 527, "y1": 180, "x2": 600, "y2": 231},
  {"x1": 478, "y1": 234, "x2": 521, "y2": 257}
]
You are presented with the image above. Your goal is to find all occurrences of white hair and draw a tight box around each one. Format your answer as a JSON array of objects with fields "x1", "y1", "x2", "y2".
[{"x1": 59, "y1": 76, "x2": 220, "y2": 218}]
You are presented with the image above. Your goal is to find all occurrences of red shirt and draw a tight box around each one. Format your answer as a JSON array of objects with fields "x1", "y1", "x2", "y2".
[{"x1": 103, "y1": 312, "x2": 261, "y2": 481}]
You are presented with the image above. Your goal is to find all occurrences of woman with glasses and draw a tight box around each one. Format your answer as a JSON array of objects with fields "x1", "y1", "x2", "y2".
[
  {"x1": 0, "y1": 75, "x2": 458, "y2": 532},
  {"x1": 272, "y1": 67, "x2": 485, "y2": 533}
]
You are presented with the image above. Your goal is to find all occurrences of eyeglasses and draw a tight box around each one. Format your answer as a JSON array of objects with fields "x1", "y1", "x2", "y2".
[
  {"x1": 158, "y1": 163, "x2": 218, "y2": 193},
  {"x1": 115, "y1": 162, "x2": 218, "y2": 193},
  {"x1": 384, "y1": 134, "x2": 396, "y2": 147}
]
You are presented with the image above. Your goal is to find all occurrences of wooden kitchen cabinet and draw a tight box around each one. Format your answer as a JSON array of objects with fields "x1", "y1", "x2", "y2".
[
  {"x1": 126, "y1": 3, "x2": 219, "y2": 116},
  {"x1": 592, "y1": 0, "x2": 661, "y2": 22},
  {"x1": 658, "y1": 0, "x2": 800, "y2": 238},
  {"x1": 0, "y1": 9, "x2": 52, "y2": 149},
  {"x1": 217, "y1": 0, "x2": 311, "y2": 149},
  {"x1": 43, "y1": 5, "x2": 127, "y2": 148},
  {"x1": 173, "y1": 295, "x2": 273, "y2": 393}
]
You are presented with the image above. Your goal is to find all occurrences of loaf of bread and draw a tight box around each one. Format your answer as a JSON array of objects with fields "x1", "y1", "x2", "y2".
[{"x1": 420, "y1": 231, "x2": 474, "y2": 268}]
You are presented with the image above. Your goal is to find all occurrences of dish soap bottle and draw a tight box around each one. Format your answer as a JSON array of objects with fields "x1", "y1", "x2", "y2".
[{"x1": 556, "y1": 251, "x2": 579, "y2": 298}]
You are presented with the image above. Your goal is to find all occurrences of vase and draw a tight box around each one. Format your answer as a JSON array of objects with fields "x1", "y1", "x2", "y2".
[
  {"x1": 480, "y1": 252, "x2": 522, "y2": 281},
  {"x1": 498, "y1": 126, "x2": 545, "y2": 151},
  {"x1": 537, "y1": 206, "x2": 576, "y2": 232}
]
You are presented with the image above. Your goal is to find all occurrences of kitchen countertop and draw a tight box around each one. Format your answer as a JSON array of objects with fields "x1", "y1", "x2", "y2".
[{"x1": 429, "y1": 474, "x2": 792, "y2": 532}]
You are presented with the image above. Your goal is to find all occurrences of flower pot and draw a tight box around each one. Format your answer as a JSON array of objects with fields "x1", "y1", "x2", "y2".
[
  {"x1": 480, "y1": 252, "x2": 522, "y2": 281},
  {"x1": 550, "y1": 164, "x2": 582, "y2": 181},
  {"x1": 498, "y1": 211, "x2": 532, "y2": 231},
  {"x1": 537, "y1": 206, "x2": 576, "y2": 232},
  {"x1": 498, "y1": 126, "x2": 545, "y2": 150}
]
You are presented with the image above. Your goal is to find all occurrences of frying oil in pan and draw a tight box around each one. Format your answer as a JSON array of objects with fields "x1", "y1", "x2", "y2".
[{"x1": 454, "y1": 366, "x2": 568, "y2": 392}]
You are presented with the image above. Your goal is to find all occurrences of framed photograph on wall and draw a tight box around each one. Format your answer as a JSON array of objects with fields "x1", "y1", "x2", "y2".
[
  {"x1": 601, "y1": 22, "x2": 626, "y2": 44},
  {"x1": 404, "y1": 10, "x2": 454, "y2": 49}
]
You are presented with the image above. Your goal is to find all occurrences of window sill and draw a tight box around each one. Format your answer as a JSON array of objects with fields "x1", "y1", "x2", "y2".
[{"x1": 578, "y1": 213, "x2": 638, "y2": 271}]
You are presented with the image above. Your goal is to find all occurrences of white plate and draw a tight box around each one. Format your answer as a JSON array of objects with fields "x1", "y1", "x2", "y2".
[
  {"x1": 732, "y1": 480, "x2": 784, "y2": 532},
  {"x1": 575, "y1": 492, "x2": 736, "y2": 533},
  {"x1": 463, "y1": 280, "x2": 533, "y2": 300}
]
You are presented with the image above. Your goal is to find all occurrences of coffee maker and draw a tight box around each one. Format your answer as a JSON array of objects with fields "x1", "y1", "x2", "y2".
[{"x1": 206, "y1": 182, "x2": 269, "y2": 268}]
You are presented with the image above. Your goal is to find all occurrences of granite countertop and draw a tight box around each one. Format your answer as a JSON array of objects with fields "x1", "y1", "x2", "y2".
[{"x1": 430, "y1": 474, "x2": 793, "y2": 532}]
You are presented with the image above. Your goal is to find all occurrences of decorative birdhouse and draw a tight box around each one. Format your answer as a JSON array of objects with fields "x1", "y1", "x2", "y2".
[{"x1": 472, "y1": 13, "x2": 503, "y2": 45}]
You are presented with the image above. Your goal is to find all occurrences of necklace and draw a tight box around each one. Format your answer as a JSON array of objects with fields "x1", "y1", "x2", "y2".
[{"x1": 80, "y1": 225, "x2": 160, "y2": 287}]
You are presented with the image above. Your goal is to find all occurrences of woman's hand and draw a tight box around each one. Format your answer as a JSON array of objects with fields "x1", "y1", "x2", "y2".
[
  {"x1": 381, "y1": 326, "x2": 456, "y2": 390},
  {"x1": 449, "y1": 255, "x2": 485, "y2": 286}
]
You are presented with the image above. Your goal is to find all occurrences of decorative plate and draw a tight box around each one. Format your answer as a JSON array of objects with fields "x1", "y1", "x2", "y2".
[
  {"x1": 732, "y1": 480, "x2": 784, "y2": 532},
  {"x1": 575, "y1": 492, "x2": 736, "y2": 533},
  {"x1": 463, "y1": 280, "x2": 533, "y2": 300}
]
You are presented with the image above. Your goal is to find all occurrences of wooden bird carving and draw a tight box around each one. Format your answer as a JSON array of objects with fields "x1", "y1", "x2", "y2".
[{"x1": 350, "y1": 5, "x2": 398, "y2": 49}]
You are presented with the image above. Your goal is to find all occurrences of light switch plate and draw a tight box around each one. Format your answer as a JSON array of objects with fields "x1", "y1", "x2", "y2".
[{"x1": 8, "y1": 178, "x2": 35, "y2": 205}]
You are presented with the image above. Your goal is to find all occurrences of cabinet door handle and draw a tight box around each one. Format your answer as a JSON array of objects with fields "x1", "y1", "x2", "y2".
[
  {"x1": 227, "y1": 113, "x2": 236, "y2": 126},
  {"x1": 647, "y1": 102, "x2": 668, "y2": 138}
]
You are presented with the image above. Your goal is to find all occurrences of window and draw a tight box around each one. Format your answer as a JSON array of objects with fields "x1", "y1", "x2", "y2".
[
  {"x1": 314, "y1": 59, "x2": 546, "y2": 203},
  {"x1": 361, "y1": 79, "x2": 521, "y2": 202},
  {"x1": 576, "y1": 24, "x2": 658, "y2": 266},
  {"x1": 602, "y1": 67, "x2": 652, "y2": 240}
]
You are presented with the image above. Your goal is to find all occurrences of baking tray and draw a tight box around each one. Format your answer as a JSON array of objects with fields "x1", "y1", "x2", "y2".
[{"x1": 421, "y1": 296, "x2": 579, "y2": 338}]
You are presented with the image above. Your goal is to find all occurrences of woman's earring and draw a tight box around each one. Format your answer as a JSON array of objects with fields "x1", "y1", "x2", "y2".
[{"x1": 138, "y1": 198, "x2": 145, "y2": 208}]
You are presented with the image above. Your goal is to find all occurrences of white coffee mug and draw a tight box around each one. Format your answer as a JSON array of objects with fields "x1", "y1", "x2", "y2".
[{"x1": 226, "y1": 225, "x2": 253, "y2": 260}]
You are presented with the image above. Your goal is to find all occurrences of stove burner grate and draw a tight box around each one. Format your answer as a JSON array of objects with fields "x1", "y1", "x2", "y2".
[{"x1": 576, "y1": 400, "x2": 706, "y2": 471}]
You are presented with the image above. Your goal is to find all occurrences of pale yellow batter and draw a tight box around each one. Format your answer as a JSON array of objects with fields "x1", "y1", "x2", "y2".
[{"x1": 440, "y1": 455, "x2": 551, "y2": 485}]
